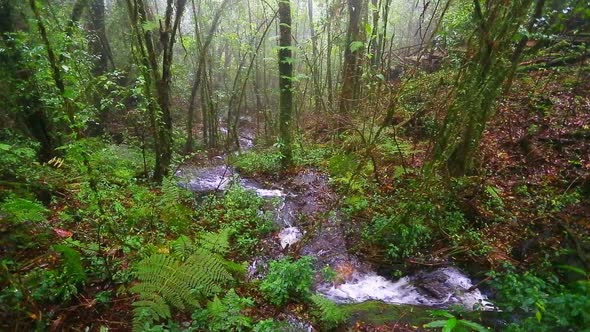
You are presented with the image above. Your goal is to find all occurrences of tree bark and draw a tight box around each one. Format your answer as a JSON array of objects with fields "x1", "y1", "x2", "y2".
[
  {"x1": 278, "y1": 0, "x2": 294, "y2": 167},
  {"x1": 185, "y1": 0, "x2": 230, "y2": 153},
  {"x1": 338, "y1": 0, "x2": 365, "y2": 128}
]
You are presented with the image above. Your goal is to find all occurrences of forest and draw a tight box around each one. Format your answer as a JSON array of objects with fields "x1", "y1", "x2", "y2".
[{"x1": 0, "y1": 0, "x2": 589, "y2": 331}]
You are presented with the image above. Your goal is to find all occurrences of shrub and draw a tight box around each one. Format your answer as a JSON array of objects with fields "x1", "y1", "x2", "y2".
[
  {"x1": 197, "y1": 185, "x2": 275, "y2": 257},
  {"x1": 191, "y1": 289, "x2": 254, "y2": 332},
  {"x1": 310, "y1": 294, "x2": 348, "y2": 330},
  {"x1": 490, "y1": 265, "x2": 590, "y2": 332},
  {"x1": 259, "y1": 256, "x2": 314, "y2": 306}
]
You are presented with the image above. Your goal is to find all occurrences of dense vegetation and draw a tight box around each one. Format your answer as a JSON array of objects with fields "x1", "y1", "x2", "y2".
[{"x1": 1, "y1": 0, "x2": 588, "y2": 331}]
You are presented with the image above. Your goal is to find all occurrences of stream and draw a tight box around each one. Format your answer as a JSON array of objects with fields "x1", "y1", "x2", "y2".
[
  {"x1": 177, "y1": 162, "x2": 494, "y2": 310},
  {"x1": 177, "y1": 124, "x2": 493, "y2": 329}
]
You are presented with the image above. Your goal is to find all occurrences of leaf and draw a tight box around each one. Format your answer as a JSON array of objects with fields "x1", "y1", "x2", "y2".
[
  {"x1": 53, "y1": 228, "x2": 74, "y2": 238},
  {"x1": 459, "y1": 320, "x2": 490, "y2": 332},
  {"x1": 432, "y1": 310, "x2": 455, "y2": 319},
  {"x1": 364, "y1": 22, "x2": 373, "y2": 36},
  {"x1": 443, "y1": 318, "x2": 457, "y2": 332},
  {"x1": 350, "y1": 41, "x2": 364, "y2": 53},
  {"x1": 141, "y1": 20, "x2": 159, "y2": 32},
  {"x1": 0, "y1": 143, "x2": 10, "y2": 151},
  {"x1": 424, "y1": 320, "x2": 449, "y2": 328},
  {"x1": 557, "y1": 265, "x2": 588, "y2": 277}
]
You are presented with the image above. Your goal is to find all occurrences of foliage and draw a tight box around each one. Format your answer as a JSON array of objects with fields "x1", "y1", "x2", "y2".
[
  {"x1": 0, "y1": 196, "x2": 48, "y2": 223},
  {"x1": 424, "y1": 310, "x2": 489, "y2": 332},
  {"x1": 361, "y1": 175, "x2": 487, "y2": 262},
  {"x1": 232, "y1": 149, "x2": 283, "y2": 175},
  {"x1": 130, "y1": 231, "x2": 234, "y2": 331},
  {"x1": 191, "y1": 288, "x2": 253, "y2": 331},
  {"x1": 259, "y1": 256, "x2": 314, "y2": 306},
  {"x1": 310, "y1": 294, "x2": 349, "y2": 330},
  {"x1": 232, "y1": 142, "x2": 332, "y2": 175},
  {"x1": 490, "y1": 265, "x2": 590, "y2": 332},
  {"x1": 197, "y1": 184, "x2": 275, "y2": 256}
]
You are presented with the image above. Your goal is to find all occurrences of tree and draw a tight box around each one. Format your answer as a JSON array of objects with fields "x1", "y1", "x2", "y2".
[
  {"x1": 278, "y1": 0, "x2": 293, "y2": 167},
  {"x1": 338, "y1": 0, "x2": 366, "y2": 129},
  {"x1": 431, "y1": 0, "x2": 535, "y2": 177},
  {"x1": 126, "y1": 0, "x2": 187, "y2": 183}
]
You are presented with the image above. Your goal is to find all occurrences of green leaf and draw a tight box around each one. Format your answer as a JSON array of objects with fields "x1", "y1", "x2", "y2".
[
  {"x1": 350, "y1": 41, "x2": 364, "y2": 53},
  {"x1": 432, "y1": 310, "x2": 455, "y2": 319},
  {"x1": 459, "y1": 320, "x2": 490, "y2": 332},
  {"x1": 141, "y1": 20, "x2": 159, "y2": 32},
  {"x1": 0, "y1": 143, "x2": 10, "y2": 151},
  {"x1": 443, "y1": 318, "x2": 457, "y2": 332},
  {"x1": 424, "y1": 320, "x2": 448, "y2": 328},
  {"x1": 364, "y1": 22, "x2": 373, "y2": 36}
]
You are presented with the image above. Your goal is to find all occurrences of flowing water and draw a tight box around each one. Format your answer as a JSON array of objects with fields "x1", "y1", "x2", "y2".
[{"x1": 178, "y1": 163, "x2": 494, "y2": 312}]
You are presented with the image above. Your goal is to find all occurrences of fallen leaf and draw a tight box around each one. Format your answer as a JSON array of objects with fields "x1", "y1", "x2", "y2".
[{"x1": 53, "y1": 228, "x2": 73, "y2": 238}]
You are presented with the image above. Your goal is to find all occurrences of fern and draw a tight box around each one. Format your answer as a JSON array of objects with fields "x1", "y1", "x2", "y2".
[
  {"x1": 170, "y1": 235, "x2": 194, "y2": 259},
  {"x1": 196, "y1": 228, "x2": 230, "y2": 255},
  {"x1": 1, "y1": 196, "x2": 48, "y2": 223},
  {"x1": 52, "y1": 245, "x2": 86, "y2": 284},
  {"x1": 310, "y1": 294, "x2": 348, "y2": 330},
  {"x1": 130, "y1": 231, "x2": 234, "y2": 331}
]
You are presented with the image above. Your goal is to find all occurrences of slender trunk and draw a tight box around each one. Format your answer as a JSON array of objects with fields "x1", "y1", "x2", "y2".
[
  {"x1": 307, "y1": 0, "x2": 322, "y2": 113},
  {"x1": 278, "y1": 0, "x2": 293, "y2": 167},
  {"x1": 325, "y1": 0, "x2": 334, "y2": 109},
  {"x1": 89, "y1": 0, "x2": 114, "y2": 75},
  {"x1": 185, "y1": 0, "x2": 230, "y2": 153},
  {"x1": 338, "y1": 0, "x2": 365, "y2": 126}
]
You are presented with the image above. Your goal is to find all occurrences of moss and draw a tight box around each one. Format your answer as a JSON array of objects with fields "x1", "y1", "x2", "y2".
[{"x1": 340, "y1": 301, "x2": 433, "y2": 326}]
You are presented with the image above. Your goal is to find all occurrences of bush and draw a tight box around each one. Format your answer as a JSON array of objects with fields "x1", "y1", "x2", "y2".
[
  {"x1": 490, "y1": 265, "x2": 590, "y2": 332},
  {"x1": 259, "y1": 256, "x2": 314, "y2": 306},
  {"x1": 191, "y1": 289, "x2": 253, "y2": 332},
  {"x1": 197, "y1": 185, "x2": 275, "y2": 257},
  {"x1": 361, "y1": 176, "x2": 479, "y2": 262},
  {"x1": 310, "y1": 294, "x2": 348, "y2": 330}
]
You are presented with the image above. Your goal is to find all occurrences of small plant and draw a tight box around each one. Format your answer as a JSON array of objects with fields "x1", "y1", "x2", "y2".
[
  {"x1": 197, "y1": 185, "x2": 274, "y2": 257},
  {"x1": 490, "y1": 265, "x2": 590, "y2": 332},
  {"x1": 310, "y1": 294, "x2": 348, "y2": 330},
  {"x1": 259, "y1": 256, "x2": 314, "y2": 306},
  {"x1": 0, "y1": 196, "x2": 48, "y2": 223},
  {"x1": 191, "y1": 288, "x2": 254, "y2": 332},
  {"x1": 424, "y1": 310, "x2": 489, "y2": 332},
  {"x1": 130, "y1": 230, "x2": 234, "y2": 331}
]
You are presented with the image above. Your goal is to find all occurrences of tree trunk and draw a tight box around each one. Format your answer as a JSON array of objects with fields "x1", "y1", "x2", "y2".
[
  {"x1": 278, "y1": 0, "x2": 294, "y2": 167},
  {"x1": 185, "y1": 0, "x2": 230, "y2": 153},
  {"x1": 89, "y1": 0, "x2": 114, "y2": 75},
  {"x1": 126, "y1": 0, "x2": 187, "y2": 183},
  {"x1": 431, "y1": 0, "x2": 535, "y2": 177},
  {"x1": 1, "y1": 0, "x2": 56, "y2": 161},
  {"x1": 338, "y1": 0, "x2": 365, "y2": 128}
]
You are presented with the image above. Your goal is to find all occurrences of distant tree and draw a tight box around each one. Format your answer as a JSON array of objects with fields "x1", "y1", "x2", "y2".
[
  {"x1": 125, "y1": 0, "x2": 187, "y2": 183},
  {"x1": 338, "y1": 0, "x2": 366, "y2": 129},
  {"x1": 278, "y1": 0, "x2": 294, "y2": 167}
]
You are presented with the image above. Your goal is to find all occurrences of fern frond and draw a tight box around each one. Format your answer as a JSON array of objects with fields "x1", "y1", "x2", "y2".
[
  {"x1": 130, "y1": 231, "x2": 235, "y2": 331},
  {"x1": 52, "y1": 245, "x2": 86, "y2": 284},
  {"x1": 196, "y1": 228, "x2": 230, "y2": 255},
  {"x1": 310, "y1": 294, "x2": 348, "y2": 330},
  {"x1": 171, "y1": 235, "x2": 194, "y2": 259}
]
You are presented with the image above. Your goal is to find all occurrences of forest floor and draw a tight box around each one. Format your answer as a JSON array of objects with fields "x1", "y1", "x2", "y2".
[{"x1": 3, "y1": 66, "x2": 588, "y2": 332}]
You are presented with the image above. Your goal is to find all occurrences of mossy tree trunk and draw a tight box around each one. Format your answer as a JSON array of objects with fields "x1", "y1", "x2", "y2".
[
  {"x1": 431, "y1": 0, "x2": 535, "y2": 177},
  {"x1": 126, "y1": 0, "x2": 186, "y2": 183},
  {"x1": 278, "y1": 0, "x2": 294, "y2": 167},
  {"x1": 338, "y1": 0, "x2": 366, "y2": 130}
]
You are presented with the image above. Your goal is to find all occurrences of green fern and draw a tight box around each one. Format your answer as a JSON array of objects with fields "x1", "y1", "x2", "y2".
[
  {"x1": 196, "y1": 228, "x2": 230, "y2": 255},
  {"x1": 170, "y1": 235, "x2": 194, "y2": 259},
  {"x1": 130, "y1": 231, "x2": 234, "y2": 331},
  {"x1": 310, "y1": 294, "x2": 348, "y2": 330},
  {"x1": 52, "y1": 245, "x2": 86, "y2": 284}
]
